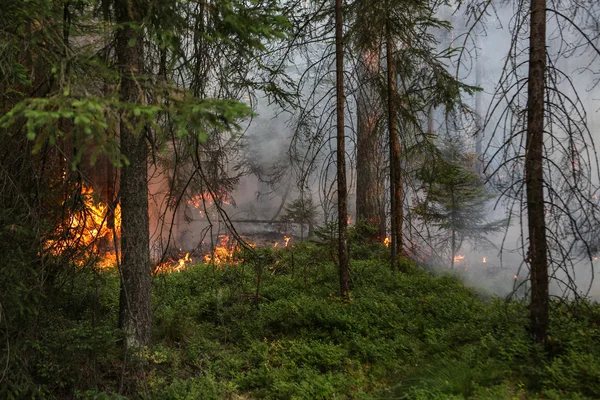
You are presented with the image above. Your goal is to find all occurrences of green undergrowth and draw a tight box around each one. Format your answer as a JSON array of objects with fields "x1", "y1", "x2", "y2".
[{"x1": 5, "y1": 244, "x2": 600, "y2": 399}]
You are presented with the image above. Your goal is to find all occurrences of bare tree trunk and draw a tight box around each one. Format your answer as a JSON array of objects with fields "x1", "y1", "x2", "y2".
[
  {"x1": 335, "y1": 0, "x2": 350, "y2": 300},
  {"x1": 356, "y1": 51, "x2": 385, "y2": 238},
  {"x1": 526, "y1": 0, "x2": 549, "y2": 345},
  {"x1": 115, "y1": 0, "x2": 152, "y2": 350},
  {"x1": 386, "y1": 27, "x2": 402, "y2": 270}
]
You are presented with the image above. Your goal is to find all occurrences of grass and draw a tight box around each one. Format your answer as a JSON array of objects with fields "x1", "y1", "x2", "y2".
[{"x1": 5, "y1": 243, "x2": 600, "y2": 399}]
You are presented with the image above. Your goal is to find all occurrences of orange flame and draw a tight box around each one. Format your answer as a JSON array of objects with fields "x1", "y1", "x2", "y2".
[
  {"x1": 204, "y1": 235, "x2": 237, "y2": 266},
  {"x1": 347, "y1": 216, "x2": 352, "y2": 225},
  {"x1": 284, "y1": 236, "x2": 291, "y2": 247},
  {"x1": 46, "y1": 185, "x2": 121, "y2": 269},
  {"x1": 454, "y1": 255, "x2": 465, "y2": 263},
  {"x1": 384, "y1": 237, "x2": 390, "y2": 247},
  {"x1": 156, "y1": 252, "x2": 193, "y2": 274},
  {"x1": 273, "y1": 242, "x2": 279, "y2": 248},
  {"x1": 482, "y1": 257, "x2": 487, "y2": 263},
  {"x1": 188, "y1": 191, "x2": 232, "y2": 217}
]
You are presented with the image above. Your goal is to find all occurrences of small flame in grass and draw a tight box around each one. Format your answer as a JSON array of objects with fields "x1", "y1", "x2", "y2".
[
  {"x1": 482, "y1": 257, "x2": 487, "y2": 263},
  {"x1": 454, "y1": 254, "x2": 465, "y2": 263},
  {"x1": 384, "y1": 237, "x2": 390, "y2": 247},
  {"x1": 155, "y1": 252, "x2": 193, "y2": 274},
  {"x1": 273, "y1": 242, "x2": 279, "y2": 248},
  {"x1": 284, "y1": 236, "x2": 291, "y2": 247},
  {"x1": 204, "y1": 235, "x2": 237, "y2": 266}
]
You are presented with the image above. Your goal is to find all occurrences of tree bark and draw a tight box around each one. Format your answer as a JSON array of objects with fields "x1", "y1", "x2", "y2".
[
  {"x1": 526, "y1": 0, "x2": 549, "y2": 345},
  {"x1": 335, "y1": 0, "x2": 350, "y2": 300},
  {"x1": 115, "y1": 0, "x2": 152, "y2": 349},
  {"x1": 356, "y1": 50, "x2": 386, "y2": 238},
  {"x1": 386, "y1": 27, "x2": 402, "y2": 270}
]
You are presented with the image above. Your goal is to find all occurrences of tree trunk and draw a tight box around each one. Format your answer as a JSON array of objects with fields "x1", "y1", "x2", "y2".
[
  {"x1": 335, "y1": 0, "x2": 350, "y2": 300},
  {"x1": 386, "y1": 27, "x2": 402, "y2": 270},
  {"x1": 451, "y1": 229, "x2": 456, "y2": 270},
  {"x1": 356, "y1": 50, "x2": 385, "y2": 238},
  {"x1": 526, "y1": 0, "x2": 549, "y2": 345},
  {"x1": 115, "y1": 0, "x2": 152, "y2": 350}
]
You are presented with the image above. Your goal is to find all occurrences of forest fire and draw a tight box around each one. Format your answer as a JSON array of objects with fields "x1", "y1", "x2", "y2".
[
  {"x1": 284, "y1": 236, "x2": 291, "y2": 247},
  {"x1": 384, "y1": 237, "x2": 390, "y2": 247},
  {"x1": 155, "y1": 252, "x2": 193, "y2": 274},
  {"x1": 204, "y1": 235, "x2": 237, "y2": 266},
  {"x1": 454, "y1": 254, "x2": 465, "y2": 263},
  {"x1": 46, "y1": 185, "x2": 121, "y2": 269},
  {"x1": 188, "y1": 191, "x2": 232, "y2": 217}
]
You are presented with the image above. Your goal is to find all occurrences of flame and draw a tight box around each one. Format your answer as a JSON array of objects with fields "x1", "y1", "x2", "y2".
[
  {"x1": 384, "y1": 237, "x2": 390, "y2": 247},
  {"x1": 156, "y1": 252, "x2": 193, "y2": 274},
  {"x1": 284, "y1": 236, "x2": 291, "y2": 247},
  {"x1": 514, "y1": 275, "x2": 518, "y2": 280},
  {"x1": 204, "y1": 235, "x2": 237, "y2": 266},
  {"x1": 482, "y1": 257, "x2": 487, "y2": 263},
  {"x1": 347, "y1": 216, "x2": 352, "y2": 225},
  {"x1": 453, "y1": 254, "x2": 465, "y2": 263},
  {"x1": 46, "y1": 185, "x2": 121, "y2": 269},
  {"x1": 273, "y1": 242, "x2": 279, "y2": 248},
  {"x1": 188, "y1": 191, "x2": 232, "y2": 217}
]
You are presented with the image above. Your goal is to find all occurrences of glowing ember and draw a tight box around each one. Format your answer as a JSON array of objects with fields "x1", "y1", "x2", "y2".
[
  {"x1": 482, "y1": 257, "x2": 487, "y2": 263},
  {"x1": 454, "y1": 255, "x2": 465, "y2": 263},
  {"x1": 384, "y1": 237, "x2": 390, "y2": 247},
  {"x1": 284, "y1": 236, "x2": 291, "y2": 247}
]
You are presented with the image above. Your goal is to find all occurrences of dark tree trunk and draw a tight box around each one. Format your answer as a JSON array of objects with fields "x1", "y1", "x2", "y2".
[
  {"x1": 526, "y1": 0, "x2": 549, "y2": 345},
  {"x1": 335, "y1": 0, "x2": 350, "y2": 300},
  {"x1": 115, "y1": 0, "x2": 152, "y2": 349},
  {"x1": 356, "y1": 51, "x2": 386, "y2": 238},
  {"x1": 386, "y1": 28, "x2": 402, "y2": 270}
]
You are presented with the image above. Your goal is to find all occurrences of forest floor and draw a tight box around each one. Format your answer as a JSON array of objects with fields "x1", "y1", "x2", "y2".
[{"x1": 17, "y1": 242, "x2": 600, "y2": 399}]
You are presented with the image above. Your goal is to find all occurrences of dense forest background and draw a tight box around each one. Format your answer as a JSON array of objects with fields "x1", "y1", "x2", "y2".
[{"x1": 1, "y1": 0, "x2": 600, "y2": 398}]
